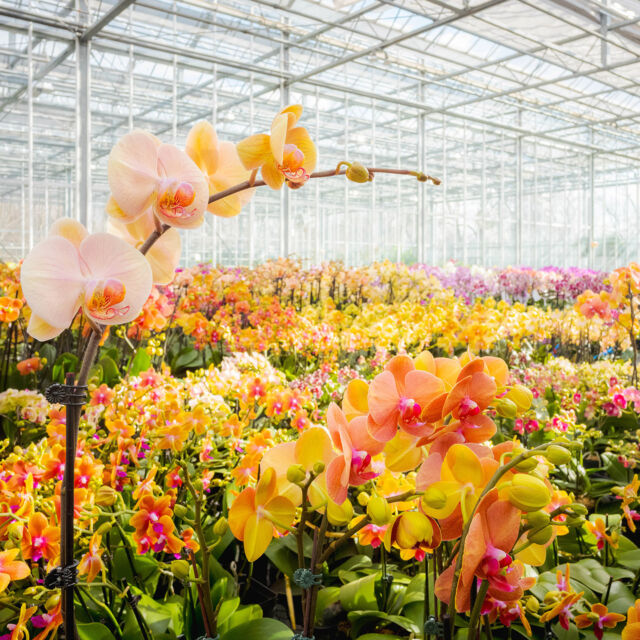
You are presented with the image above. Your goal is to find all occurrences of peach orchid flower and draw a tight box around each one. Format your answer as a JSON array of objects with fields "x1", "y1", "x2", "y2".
[
  {"x1": 367, "y1": 355, "x2": 446, "y2": 442},
  {"x1": 20, "y1": 219, "x2": 152, "y2": 341},
  {"x1": 186, "y1": 121, "x2": 253, "y2": 217},
  {"x1": 236, "y1": 105, "x2": 317, "y2": 189},
  {"x1": 108, "y1": 130, "x2": 208, "y2": 228}
]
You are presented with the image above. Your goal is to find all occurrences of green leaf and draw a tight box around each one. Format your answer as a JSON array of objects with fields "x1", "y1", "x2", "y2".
[
  {"x1": 52, "y1": 352, "x2": 79, "y2": 383},
  {"x1": 129, "y1": 348, "x2": 151, "y2": 376},
  {"x1": 77, "y1": 623, "x2": 116, "y2": 640},
  {"x1": 339, "y1": 573, "x2": 378, "y2": 611},
  {"x1": 171, "y1": 346, "x2": 202, "y2": 373},
  {"x1": 618, "y1": 549, "x2": 640, "y2": 570},
  {"x1": 315, "y1": 586, "x2": 340, "y2": 624},
  {"x1": 219, "y1": 618, "x2": 291, "y2": 640},
  {"x1": 605, "y1": 581, "x2": 636, "y2": 615},
  {"x1": 217, "y1": 597, "x2": 240, "y2": 628},
  {"x1": 347, "y1": 610, "x2": 420, "y2": 637},
  {"x1": 111, "y1": 547, "x2": 160, "y2": 592},
  {"x1": 220, "y1": 604, "x2": 263, "y2": 633},
  {"x1": 100, "y1": 355, "x2": 121, "y2": 386},
  {"x1": 122, "y1": 588, "x2": 182, "y2": 638}
]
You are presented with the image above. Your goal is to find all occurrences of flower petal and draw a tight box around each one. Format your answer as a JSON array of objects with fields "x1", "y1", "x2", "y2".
[
  {"x1": 50, "y1": 218, "x2": 89, "y2": 248},
  {"x1": 228, "y1": 487, "x2": 256, "y2": 540},
  {"x1": 286, "y1": 126, "x2": 317, "y2": 174},
  {"x1": 145, "y1": 228, "x2": 181, "y2": 285},
  {"x1": 296, "y1": 427, "x2": 335, "y2": 470},
  {"x1": 21, "y1": 235, "x2": 84, "y2": 330},
  {"x1": 27, "y1": 314, "x2": 66, "y2": 341},
  {"x1": 185, "y1": 121, "x2": 219, "y2": 176},
  {"x1": 236, "y1": 133, "x2": 272, "y2": 170},
  {"x1": 78, "y1": 233, "x2": 152, "y2": 325},
  {"x1": 261, "y1": 158, "x2": 285, "y2": 190},
  {"x1": 243, "y1": 513, "x2": 273, "y2": 562},
  {"x1": 108, "y1": 130, "x2": 160, "y2": 221},
  {"x1": 155, "y1": 144, "x2": 209, "y2": 229},
  {"x1": 270, "y1": 114, "x2": 289, "y2": 164}
]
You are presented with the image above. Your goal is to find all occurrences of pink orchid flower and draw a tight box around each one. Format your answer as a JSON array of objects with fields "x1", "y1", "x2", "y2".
[
  {"x1": 367, "y1": 355, "x2": 446, "y2": 442},
  {"x1": 21, "y1": 219, "x2": 152, "y2": 340},
  {"x1": 108, "y1": 129, "x2": 208, "y2": 229},
  {"x1": 326, "y1": 403, "x2": 384, "y2": 504}
]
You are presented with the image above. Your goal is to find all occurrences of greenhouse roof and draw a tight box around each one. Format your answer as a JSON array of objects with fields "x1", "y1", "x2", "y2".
[{"x1": 1, "y1": 0, "x2": 640, "y2": 268}]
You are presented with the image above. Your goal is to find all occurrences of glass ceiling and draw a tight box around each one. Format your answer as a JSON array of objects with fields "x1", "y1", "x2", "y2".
[{"x1": 1, "y1": 0, "x2": 639, "y2": 269}]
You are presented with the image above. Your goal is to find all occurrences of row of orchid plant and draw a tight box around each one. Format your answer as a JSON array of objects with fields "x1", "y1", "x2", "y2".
[{"x1": 0, "y1": 94, "x2": 639, "y2": 640}]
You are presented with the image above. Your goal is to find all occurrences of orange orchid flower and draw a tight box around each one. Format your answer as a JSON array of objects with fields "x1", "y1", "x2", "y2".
[
  {"x1": 78, "y1": 533, "x2": 105, "y2": 583},
  {"x1": 186, "y1": 121, "x2": 253, "y2": 217},
  {"x1": 435, "y1": 489, "x2": 521, "y2": 612},
  {"x1": 586, "y1": 517, "x2": 618, "y2": 550},
  {"x1": 2, "y1": 603, "x2": 37, "y2": 640},
  {"x1": 0, "y1": 549, "x2": 30, "y2": 593},
  {"x1": 21, "y1": 513, "x2": 60, "y2": 564},
  {"x1": 108, "y1": 129, "x2": 208, "y2": 228},
  {"x1": 236, "y1": 105, "x2": 317, "y2": 189},
  {"x1": 325, "y1": 403, "x2": 384, "y2": 504},
  {"x1": 129, "y1": 494, "x2": 183, "y2": 555},
  {"x1": 20, "y1": 219, "x2": 152, "y2": 341},
  {"x1": 367, "y1": 355, "x2": 445, "y2": 442},
  {"x1": 623, "y1": 599, "x2": 640, "y2": 640},
  {"x1": 575, "y1": 603, "x2": 625, "y2": 639},
  {"x1": 441, "y1": 363, "x2": 497, "y2": 422},
  {"x1": 16, "y1": 357, "x2": 42, "y2": 376},
  {"x1": 228, "y1": 467, "x2": 296, "y2": 562},
  {"x1": 540, "y1": 591, "x2": 584, "y2": 631}
]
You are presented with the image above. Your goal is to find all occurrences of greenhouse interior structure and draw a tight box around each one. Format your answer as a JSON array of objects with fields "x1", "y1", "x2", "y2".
[{"x1": 3, "y1": 1, "x2": 640, "y2": 639}]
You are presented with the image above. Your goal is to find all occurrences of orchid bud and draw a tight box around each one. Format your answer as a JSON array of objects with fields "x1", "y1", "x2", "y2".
[
  {"x1": 366, "y1": 496, "x2": 392, "y2": 526},
  {"x1": 495, "y1": 398, "x2": 518, "y2": 419},
  {"x1": 213, "y1": 517, "x2": 229, "y2": 537},
  {"x1": 544, "y1": 445, "x2": 572, "y2": 466},
  {"x1": 515, "y1": 456, "x2": 538, "y2": 472},
  {"x1": 7, "y1": 522, "x2": 23, "y2": 542},
  {"x1": 524, "y1": 596, "x2": 540, "y2": 613},
  {"x1": 422, "y1": 487, "x2": 448, "y2": 511},
  {"x1": 357, "y1": 492, "x2": 370, "y2": 507},
  {"x1": 327, "y1": 499, "x2": 353, "y2": 526},
  {"x1": 96, "y1": 522, "x2": 112, "y2": 536},
  {"x1": 286, "y1": 464, "x2": 306, "y2": 484},
  {"x1": 312, "y1": 461, "x2": 325, "y2": 475},
  {"x1": 170, "y1": 559, "x2": 190, "y2": 581},
  {"x1": 345, "y1": 162, "x2": 371, "y2": 183},
  {"x1": 569, "y1": 503, "x2": 588, "y2": 516},
  {"x1": 527, "y1": 525, "x2": 553, "y2": 545},
  {"x1": 526, "y1": 510, "x2": 550, "y2": 529},
  {"x1": 173, "y1": 504, "x2": 188, "y2": 519},
  {"x1": 505, "y1": 385, "x2": 533, "y2": 412},
  {"x1": 506, "y1": 475, "x2": 551, "y2": 512},
  {"x1": 46, "y1": 593, "x2": 61, "y2": 610}
]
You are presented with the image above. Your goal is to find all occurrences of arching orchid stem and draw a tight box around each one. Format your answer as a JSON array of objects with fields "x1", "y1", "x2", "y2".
[
  {"x1": 207, "y1": 167, "x2": 441, "y2": 204},
  {"x1": 446, "y1": 443, "x2": 556, "y2": 636}
]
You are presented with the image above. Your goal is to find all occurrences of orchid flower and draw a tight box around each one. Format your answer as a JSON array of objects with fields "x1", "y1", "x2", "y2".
[
  {"x1": 623, "y1": 599, "x2": 640, "y2": 640},
  {"x1": 20, "y1": 219, "x2": 152, "y2": 341},
  {"x1": 435, "y1": 489, "x2": 521, "y2": 612},
  {"x1": 325, "y1": 403, "x2": 384, "y2": 504},
  {"x1": 0, "y1": 549, "x2": 30, "y2": 593},
  {"x1": 236, "y1": 105, "x2": 317, "y2": 189},
  {"x1": 185, "y1": 121, "x2": 253, "y2": 217},
  {"x1": 367, "y1": 355, "x2": 446, "y2": 442},
  {"x1": 575, "y1": 603, "x2": 626, "y2": 639},
  {"x1": 108, "y1": 130, "x2": 208, "y2": 228},
  {"x1": 384, "y1": 511, "x2": 441, "y2": 561},
  {"x1": 228, "y1": 467, "x2": 296, "y2": 562}
]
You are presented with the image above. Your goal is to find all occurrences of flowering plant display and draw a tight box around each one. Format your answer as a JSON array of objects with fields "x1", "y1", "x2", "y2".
[{"x1": 1, "y1": 105, "x2": 640, "y2": 640}]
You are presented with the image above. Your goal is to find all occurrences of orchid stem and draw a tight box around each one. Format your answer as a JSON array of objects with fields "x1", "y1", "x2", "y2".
[
  {"x1": 207, "y1": 167, "x2": 440, "y2": 205},
  {"x1": 468, "y1": 580, "x2": 489, "y2": 638}
]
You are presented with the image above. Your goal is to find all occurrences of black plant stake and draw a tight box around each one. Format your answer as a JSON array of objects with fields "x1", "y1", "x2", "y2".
[{"x1": 45, "y1": 334, "x2": 101, "y2": 640}]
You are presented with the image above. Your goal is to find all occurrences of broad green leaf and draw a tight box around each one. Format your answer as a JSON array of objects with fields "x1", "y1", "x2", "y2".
[
  {"x1": 129, "y1": 348, "x2": 151, "y2": 376},
  {"x1": 340, "y1": 573, "x2": 378, "y2": 611},
  {"x1": 347, "y1": 610, "x2": 420, "y2": 637},
  {"x1": 220, "y1": 618, "x2": 291, "y2": 640},
  {"x1": 315, "y1": 586, "x2": 340, "y2": 624},
  {"x1": 77, "y1": 623, "x2": 116, "y2": 640}
]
